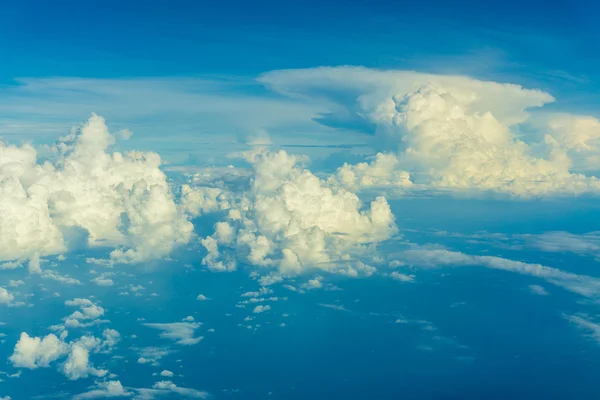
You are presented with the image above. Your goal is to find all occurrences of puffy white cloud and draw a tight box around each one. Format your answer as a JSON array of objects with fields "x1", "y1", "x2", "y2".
[
  {"x1": 253, "y1": 305, "x2": 271, "y2": 314},
  {"x1": 0, "y1": 288, "x2": 14, "y2": 305},
  {"x1": 62, "y1": 298, "x2": 106, "y2": 329},
  {"x1": 196, "y1": 294, "x2": 210, "y2": 301},
  {"x1": 62, "y1": 337, "x2": 107, "y2": 380},
  {"x1": 9, "y1": 333, "x2": 68, "y2": 369},
  {"x1": 159, "y1": 370, "x2": 174, "y2": 377},
  {"x1": 260, "y1": 67, "x2": 600, "y2": 197},
  {"x1": 194, "y1": 149, "x2": 397, "y2": 278},
  {"x1": 0, "y1": 114, "x2": 193, "y2": 263},
  {"x1": 143, "y1": 322, "x2": 203, "y2": 345},
  {"x1": 73, "y1": 380, "x2": 132, "y2": 399}
]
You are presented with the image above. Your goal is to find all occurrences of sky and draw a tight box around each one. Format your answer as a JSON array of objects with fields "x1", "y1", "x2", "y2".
[{"x1": 1, "y1": 1, "x2": 600, "y2": 399}]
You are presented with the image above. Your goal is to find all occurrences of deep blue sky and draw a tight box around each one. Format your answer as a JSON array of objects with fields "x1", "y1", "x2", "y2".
[{"x1": 1, "y1": 0, "x2": 598, "y2": 88}]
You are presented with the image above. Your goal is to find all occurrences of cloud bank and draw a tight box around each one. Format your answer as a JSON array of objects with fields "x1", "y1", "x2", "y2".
[{"x1": 0, "y1": 114, "x2": 192, "y2": 263}]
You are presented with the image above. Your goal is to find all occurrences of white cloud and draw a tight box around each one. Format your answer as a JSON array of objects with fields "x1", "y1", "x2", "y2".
[
  {"x1": 253, "y1": 305, "x2": 271, "y2": 314},
  {"x1": 194, "y1": 149, "x2": 396, "y2": 278},
  {"x1": 143, "y1": 322, "x2": 203, "y2": 345},
  {"x1": 62, "y1": 338, "x2": 107, "y2": 380},
  {"x1": 134, "y1": 380, "x2": 210, "y2": 399},
  {"x1": 63, "y1": 298, "x2": 106, "y2": 329},
  {"x1": 9, "y1": 333, "x2": 68, "y2": 368},
  {"x1": 389, "y1": 271, "x2": 415, "y2": 282},
  {"x1": 196, "y1": 294, "x2": 210, "y2": 301},
  {"x1": 73, "y1": 380, "x2": 132, "y2": 399},
  {"x1": 159, "y1": 370, "x2": 174, "y2": 377},
  {"x1": 0, "y1": 114, "x2": 193, "y2": 263},
  {"x1": 399, "y1": 248, "x2": 600, "y2": 299},
  {"x1": 528, "y1": 284, "x2": 549, "y2": 296},
  {"x1": 0, "y1": 288, "x2": 15, "y2": 305},
  {"x1": 260, "y1": 67, "x2": 600, "y2": 197},
  {"x1": 565, "y1": 314, "x2": 600, "y2": 345}
]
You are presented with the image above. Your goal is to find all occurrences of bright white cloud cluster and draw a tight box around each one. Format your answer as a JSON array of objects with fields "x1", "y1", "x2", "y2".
[
  {"x1": 187, "y1": 150, "x2": 397, "y2": 278},
  {"x1": 0, "y1": 114, "x2": 193, "y2": 263},
  {"x1": 260, "y1": 67, "x2": 600, "y2": 197},
  {"x1": 10, "y1": 298, "x2": 119, "y2": 380}
]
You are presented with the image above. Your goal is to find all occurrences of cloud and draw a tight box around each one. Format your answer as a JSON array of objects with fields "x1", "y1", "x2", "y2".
[
  {"x1": 133, "y1": 381, "x2": 210, "y2": 399},
  {"x1": 0, "y1": 288, "x2": 15, "y2": 305},
  {"x1": 9, "y1": 333, "x2": 68, "y2": 369},
  {"x1": 62, "y1": 298, "x2": 106, "y2": 329},
  {"x1": 528, "y1": 284, "x2": 549, "y2": 296},
  {"x1": 61, "y1": 337, "x2": 108, "y2": 380},
  {"x1": 192, "y1": 149, "x2": 397, "y2": 278},
  {"x1": 260, "y1": 67, "x2": 600, "y2": 197},
  {"x1": 143, "y1": 322, "x2": 203, "y2": 345},
  {"x1": 397, "y1": 248, "x2": 600, "y2": 299},
  {"x1": 564, "y1": 314, "x2": 600, "y2": 345},
  {"x1": 389, "y1": 271, "x2": 415, "y2": 282},
  {"x1": 73, "y1": 380, "x2": 132, "y2": 399},
  {"x1": 0, "y1": 114, "x2": 193, "y2": 263},
  {"x1": 517, "y1": 231, "x2": 600, "y2": 259},
  {"x1": 252, "y1": 305, "x2": 271, "y2": 314}
]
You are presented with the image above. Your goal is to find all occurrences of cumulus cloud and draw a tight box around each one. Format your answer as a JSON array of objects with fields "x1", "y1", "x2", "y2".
[
  {"x1": 191, "y1": 149, "x2": 396, "y2": 278},
  {"x1": 62, "y1": 298, "x2": 106, "y2": 329},
  {"x1": 260, "y1": 67, "x2": 600, "y2": 197},
  {"x1": 10, "y1": 330, "x2": 116, "y2": 380},
  {"x1": 252, "y1": 305, "x2": 271, "y2": 314},
  {"x1": 73, "y1": 380, "x2": 132, "y2": 399},
  {"x1": 0, "y1": 288, "x2": 15, "y2": 306},
  {"x1": 9, "y1": 333, "x2": 68, "y2": 369},
  {"x1": 143, "y1": 322, "x2": 203, "y2": 345},
  {"x1": 62, "y1": 337, "x2": 108, "y2": 380},
  {"x1": 0, "y1": 114, "x2": 193, "y2": 263}
]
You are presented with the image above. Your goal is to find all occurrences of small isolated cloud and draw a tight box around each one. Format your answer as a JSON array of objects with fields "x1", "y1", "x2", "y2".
[
  {"x1": 528, "y1": 284, "x2": 549, "y2": 296},
  {"x1": 253, "y1": 305, "x2": 271, "y2": 314},
  {"x1": 143, "y1": 322, "x2": 203, "y2": 345},
  {"x1": 196, "y1": 294, "x2": 210, "y2": 301},
  {"x1": 160, "y1": 370, "x2": 174, "y2": 377},
  {"x1": 389, "y1": 271, "x2": 415, "y2": 282},
  {"x1": 319, "y1": 303, "x2": 350, "y2": 312},
  {"x1": 0, "y1": 288, "x2": 15, "y2": 306}
]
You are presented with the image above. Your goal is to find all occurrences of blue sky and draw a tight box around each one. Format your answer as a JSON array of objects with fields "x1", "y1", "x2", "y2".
[{"x1": 2, "y1": 1, "x2": 600, "y2": 399}]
